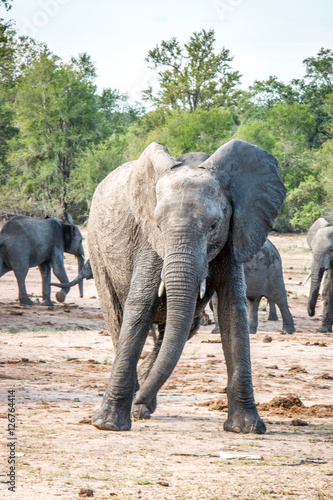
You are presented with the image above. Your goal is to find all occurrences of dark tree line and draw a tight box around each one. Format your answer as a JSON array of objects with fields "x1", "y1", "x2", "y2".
[{"x1": 0, "y1": 21, "x2": 332, "y2": 230}]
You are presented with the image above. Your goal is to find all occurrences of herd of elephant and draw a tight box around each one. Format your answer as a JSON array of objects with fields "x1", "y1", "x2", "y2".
[{"x1": 1, "y1": 139, "x2": 332, "y2": 435}]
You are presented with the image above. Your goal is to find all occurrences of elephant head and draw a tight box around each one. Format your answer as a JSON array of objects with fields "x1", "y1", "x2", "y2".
[
  {"x1": 307, "y1": 218, "x2": 333, "y2": 316},
  {"x1": 61, "y1": 213, "x2": 85, "y2": 298},
  {"x1": 131, "y1": 140, "x2": 286, "y2": 405}
]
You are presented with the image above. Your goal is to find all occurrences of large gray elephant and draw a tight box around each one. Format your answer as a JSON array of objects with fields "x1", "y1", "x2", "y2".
[
  {"x1": 307, "y1": 217, "x2": 333, "y2": 332},
  {"x1": 0, "y1": 214, "x2": 84, "y2": 305},
  {"x1": 87, "y1": 140, "x2": 286, "y2": 434},
  {"x1": 210, "y1": 239, "x2": 295, "y2": 334}
]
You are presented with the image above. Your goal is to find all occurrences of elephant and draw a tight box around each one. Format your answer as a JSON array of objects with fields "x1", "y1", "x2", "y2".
[
  {"x1": 86, "y1": 140, "x2": 286, "y2": 434},
  {"x1": 210, "y1": 239, "x2": 295, "y2": 334},
  {"x1": 307, "y1": 217, "x2": 333, "y2": 332},
  {"x1": 0, "y1": 213, "x2": 84, "y2": 305}
]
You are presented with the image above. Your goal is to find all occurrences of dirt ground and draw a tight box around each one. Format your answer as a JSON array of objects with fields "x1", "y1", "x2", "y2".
[{"x1": 0, "y1": 233, "x2": 332, "y2": 500}]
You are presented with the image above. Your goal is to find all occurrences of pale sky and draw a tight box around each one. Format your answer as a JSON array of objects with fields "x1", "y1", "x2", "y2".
[{"x1": 2, "y1": 0, "x2": 333, "y2": 104}]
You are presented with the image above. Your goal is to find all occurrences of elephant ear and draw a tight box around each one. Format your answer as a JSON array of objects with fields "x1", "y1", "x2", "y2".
[
  {"x1": 201, "y1": 139, "x2": 286, "y2": 263},
  {"x1": 129, "y1": 142, "x2": 181, "y2": 257},
  {"x1": 307, "y1": 217, "x2": 329, "y2": 250}
]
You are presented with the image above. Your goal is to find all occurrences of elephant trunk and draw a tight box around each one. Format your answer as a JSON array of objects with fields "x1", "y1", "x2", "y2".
[
  {"x1": 135, "y1": 236, "x2": 206, "y2": 407},
  {"x1": 77, "y1": 246, "x2": 85, "y2": 298},
  {"x1": 308, "y1": 261, "x2": 326, "y2": 316}
]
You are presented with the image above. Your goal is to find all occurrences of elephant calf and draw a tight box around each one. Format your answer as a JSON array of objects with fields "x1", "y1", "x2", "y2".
[
  {"x1": 210, "y1": 239, "x2": 295, "y2": 334},
  {"x1": 0, "y1": 214, "x2": 84, "y2": 305},
  {"x1": 307, "y1": 217, "x2": 333, "y2": 332}
]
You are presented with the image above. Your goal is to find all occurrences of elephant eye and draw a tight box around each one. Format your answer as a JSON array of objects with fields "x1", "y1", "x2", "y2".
[{"x1": 210, "y1": 220, "x2": 218, "y2": 231}]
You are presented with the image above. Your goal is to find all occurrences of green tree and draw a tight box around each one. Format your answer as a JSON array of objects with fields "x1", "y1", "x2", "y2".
[
  {"x1": 68, "y1": 135, "x2": 128, "y2": 220},
  {"x1": 126, "y1": 107, "x2": 235, "y2": 159},
  {"x1": 143, "y1": 29, "x2": 241, "y2": 111},
  {"x1": 6, "y1": 52, "x2": 109, "y2": 211}
]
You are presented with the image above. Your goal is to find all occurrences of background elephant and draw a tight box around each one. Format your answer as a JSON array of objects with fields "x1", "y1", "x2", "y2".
[
  {"x1": 210, "y1": 239, "x2": 295, "y2": 334},
  {"x1": 86, "y1": 140, "x2": 286, "y2": 434},
  {"x1": 0, "y1": 213, "x2": 84, "y2": 305},
  {"x1": 307, "y1": 217, "x2": 333, "y2": 332}
]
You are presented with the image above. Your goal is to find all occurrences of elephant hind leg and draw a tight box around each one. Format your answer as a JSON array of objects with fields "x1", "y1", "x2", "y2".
[
  {"x1": 248, "y1": 297, "x2": 260, "y2": 334},
  {"x1": 12, "y1": 265, "x2": 33, "y2": 305},
  {"x1": 267, "y1": 300, "x2": 278, "y2": 321},
  {"x1": 132, "y1": 324, "x2": 165, "y2": 420},
  {"x1": 0, "y1": 255, "x2": 11, "y2": 278},
  {"x1": 93, "y1": 265, "x2": 123, "y2": 347}
]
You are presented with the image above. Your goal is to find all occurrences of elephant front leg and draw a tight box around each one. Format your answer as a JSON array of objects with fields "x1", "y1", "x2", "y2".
[
  {"x1": 92, "y1": 256, "x2": 161, "y2": 431},
  {"x1": 39, "y1": 262, "x2": 54, "y2": 306},
  {"x1": 215, "y1": 254, "x2": 266, "y2": 434},
  {"x1": 52, "y1": 254, "x2": 70, "y2": 303}
]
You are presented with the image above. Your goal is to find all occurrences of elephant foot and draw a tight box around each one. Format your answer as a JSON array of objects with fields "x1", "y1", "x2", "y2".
[
  {"x1": 55, "y1": 291, "x2": 66, "y2": 303},
  {"x1": 249, "y1": 328, "x2": 257, "y2": 334},
  {"x1": 224, "y1": 408, "x2": 266, "y2": 434},
  {"x1": 92, "y1": 404, "x2": 131, "y2": 431},
  {"x1": 318, "y1": 325, "x2": 332, "y2": 333},
  {"x1": 211, "y1": 325, "x2": 220, "y2": 334},
  {"x1": 41, "y1": 299, "x2": 54, "y2": 306},
  {"x1": 268, "y1": 313, "x2": 278, "y2": 321},
  {"x1": 282, "y1": 327, "x2": 295, "y2": 335},
  {"x1": 132, "y1": 404, "x2": 151, "y2": 420},
  {"x1": 19, "y1": 297, "x2": 34, "y2": 306},
  {"x1": 131, "y1": 394, "x2": 157, "y2": 420}
]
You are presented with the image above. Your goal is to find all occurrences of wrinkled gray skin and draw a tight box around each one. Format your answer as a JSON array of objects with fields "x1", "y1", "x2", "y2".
[
  {"x1": 0, "y1": 214, "x2": 84, "y2": 305},
  {"x1": 210, "y1": 239, "x2": 295, "y2": 334},
  {"x1": 307, "y1": 218, "x2": 333, "y2": 332},
  {"x1": 87, "y1": 140, "x2": 286, "y2": 434}
]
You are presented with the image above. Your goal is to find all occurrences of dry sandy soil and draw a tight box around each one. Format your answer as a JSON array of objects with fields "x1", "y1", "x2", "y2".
[{"x1": 0, "y1": 233, "x2": 332, "y2": 500}]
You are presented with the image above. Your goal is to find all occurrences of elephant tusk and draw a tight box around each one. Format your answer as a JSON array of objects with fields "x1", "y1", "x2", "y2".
[
  {"x1": 158, "y1": 281, "x2": 165, "y2": 297},
  {"x1": 200, "y1": 279, "x2": 206, "y2": 299}
]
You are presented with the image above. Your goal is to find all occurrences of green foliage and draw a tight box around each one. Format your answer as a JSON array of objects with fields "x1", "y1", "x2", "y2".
[
  {"x1": 143, "y1": 29, "x2": 241, "y2": 111},
  {"x1": 315, "y1": 138, "x2": 333, "y2": 211},
  {"x1": 6, "y1": 52, "x2": 108, "y2": 210},
  {"x1": 0, "y1": 23, "x2": 332, "y2": 232},
  {"x1": 68, "y1": 135, "x2": 127, "y2": 220},
  {"x1": 126, "y1": 107, "x2": 235, "y2": 158},
  {"x1": 275, "y1": 177, "x2": 327, "y2": 232}
]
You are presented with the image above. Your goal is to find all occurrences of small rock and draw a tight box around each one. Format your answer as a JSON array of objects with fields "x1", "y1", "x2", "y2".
[
  {"x1": 291, "y1": 418, "x2": 309, "y2": 426},
  {"x1": 263, "y1": 335, "x2": 272, "y2": 343},
  {"x1": 73, "y1": 397, "x2": 80, "y2": 402}
]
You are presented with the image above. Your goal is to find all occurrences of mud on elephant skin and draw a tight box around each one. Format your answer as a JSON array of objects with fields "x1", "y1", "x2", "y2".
[
  {"x1": 210, "y1": 239, "x2": 295, "y2": 335},
  {"x1": 307, "y1": 217, "x2": 333, "y2": 333},
  {"x1": 87, "y1": 140, "x2": 286, "y2": 434},
  {"x1": 0, "y1": 213, "x2": 85, "y2": 305}
]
